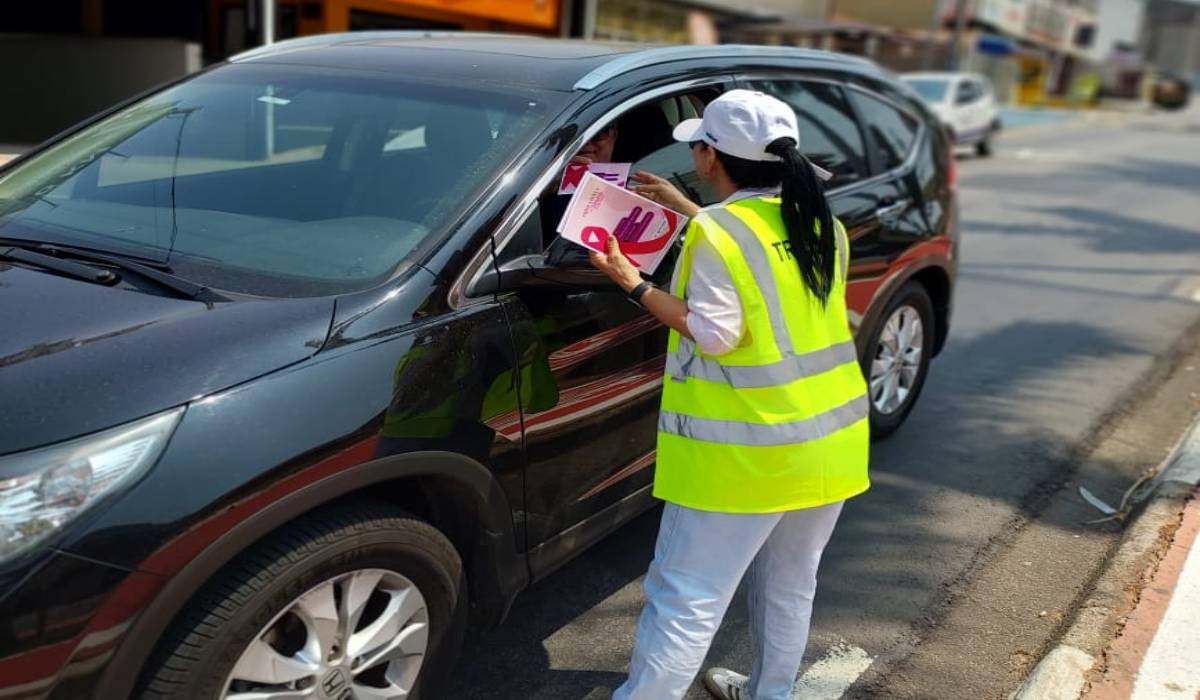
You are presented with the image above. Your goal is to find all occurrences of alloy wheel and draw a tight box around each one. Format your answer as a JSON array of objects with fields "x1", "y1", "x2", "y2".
[
  {"x1": 223, "y1": 569, "x2": 429, "y2": 700},
  {"x1": 870, "y1": 305, "x2": 925, "y2": 416}
]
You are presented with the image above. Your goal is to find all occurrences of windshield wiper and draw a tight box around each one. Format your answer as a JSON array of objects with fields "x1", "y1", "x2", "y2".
[
  {"x1": 0, "y1": 239, "x2": 228, "y2": 302},
  {"x1": 0, "y1": 246, "x2": 120, "y2": 285}
]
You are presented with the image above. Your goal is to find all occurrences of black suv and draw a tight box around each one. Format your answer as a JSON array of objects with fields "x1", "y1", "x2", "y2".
[{"x1": 0, "y1": 34, "x2": 956, "y2": 699}]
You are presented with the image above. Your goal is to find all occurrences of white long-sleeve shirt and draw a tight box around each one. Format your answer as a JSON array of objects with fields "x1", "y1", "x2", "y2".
[{"x1": 678, "y1": 187, "x2": 781, "y2": 357}]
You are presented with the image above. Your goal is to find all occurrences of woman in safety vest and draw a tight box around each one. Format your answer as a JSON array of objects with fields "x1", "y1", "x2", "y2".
[{"x1": 589, "y1": 89, "x2": 871, "y2": 700}]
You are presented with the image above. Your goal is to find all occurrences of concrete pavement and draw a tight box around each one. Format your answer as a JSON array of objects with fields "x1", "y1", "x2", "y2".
[{"x1": 1077, "y1": 427, "x2": 1200, "y2": 700}]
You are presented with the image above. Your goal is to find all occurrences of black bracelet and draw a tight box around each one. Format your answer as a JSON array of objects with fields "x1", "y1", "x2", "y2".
[{"x1": 628, "y1": 281, "x2": 655, "y2": 305}]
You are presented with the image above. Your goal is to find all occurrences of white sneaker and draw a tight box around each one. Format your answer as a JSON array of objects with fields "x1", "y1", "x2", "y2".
[{"x1": 702, "y1": 667, "x2": 752, "y2": 700}]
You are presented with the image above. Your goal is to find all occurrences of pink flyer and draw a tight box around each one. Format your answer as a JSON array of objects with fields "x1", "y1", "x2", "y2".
[
  {"x1": 557, "y1": 162, "x2": 632, "y2": 195},
  {"x1": 556, "y1": 172, "x2": 688, "y2": 275}
]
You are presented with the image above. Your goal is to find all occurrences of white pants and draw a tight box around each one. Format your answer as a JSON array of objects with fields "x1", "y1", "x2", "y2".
[{"x1": 613, "y1": 500, "x2": 845, "y2": 700}]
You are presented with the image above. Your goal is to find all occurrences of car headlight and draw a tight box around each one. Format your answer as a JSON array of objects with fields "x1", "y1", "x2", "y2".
[{"x1": 0, "y1": 407, "x2": 184, "y2": 563}]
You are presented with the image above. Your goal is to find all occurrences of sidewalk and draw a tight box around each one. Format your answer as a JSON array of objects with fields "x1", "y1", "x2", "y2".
[
  {"x1": 1082, "y1": 496, "x2": 1200, "y2": 699},
  {"x1": 1082, "y1": 430, "x2": 1200, "y2": 700},
  {"x1": 1012, "y1": 419, "x2": 1200, "y2": 700}
]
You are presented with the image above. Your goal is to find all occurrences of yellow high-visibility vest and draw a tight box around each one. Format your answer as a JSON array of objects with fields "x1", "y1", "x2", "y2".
[{"x1": 655, "y1": 198, "x2": 870, "y2": 513}]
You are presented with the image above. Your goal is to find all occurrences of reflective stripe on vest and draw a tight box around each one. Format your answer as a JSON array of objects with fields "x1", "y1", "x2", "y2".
[
  {"x1": 659, "y1": 393, "x2": 868, "y2": 447},
  {"x1": 665, "y1": 208, "x2": 859, "y2": 389},
  {"x1": 665, "y1": 338, "x2": 858, "y2": 388}
]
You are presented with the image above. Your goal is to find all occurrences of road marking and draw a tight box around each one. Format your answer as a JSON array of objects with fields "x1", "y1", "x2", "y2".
[
  {"x1": 1013, "y1": 147, "x2": 1088, "y2": 162},
  {"x1": 1130, "y1": 505, "x2": 1200, "y2": 699},
  {"x1": 792, "y1": 642, "x2": 874, "y2": 700}
]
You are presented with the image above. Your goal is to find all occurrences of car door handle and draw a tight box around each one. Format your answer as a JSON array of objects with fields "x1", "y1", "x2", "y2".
[{"x1": 875, "y1": 200, "x2": 909, "y2": 220}]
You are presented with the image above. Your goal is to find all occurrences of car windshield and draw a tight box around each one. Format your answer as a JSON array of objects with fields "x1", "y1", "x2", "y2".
[
  {"x1": 0, "y1": 63, "x2": 557, "y2": 296},
  {"x1": 905, "y1": 78, "x2": 951, "y2": 103}
]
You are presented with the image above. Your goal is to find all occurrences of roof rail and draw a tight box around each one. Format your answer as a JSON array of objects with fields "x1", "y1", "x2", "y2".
[
  {"x1": 229, "y1": 30, "x2": 529, "y2": 63},
  {"x1": 573, "y1": 44, "x2": 872, "y2": 91}
]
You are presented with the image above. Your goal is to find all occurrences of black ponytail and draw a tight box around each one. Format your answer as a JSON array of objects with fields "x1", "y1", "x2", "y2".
[{"x1": 713, "y1": 137, "x2": 837, "y2": 305}]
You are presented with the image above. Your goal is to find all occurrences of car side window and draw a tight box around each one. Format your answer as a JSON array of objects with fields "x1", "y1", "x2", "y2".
[
  {"x1": 849, "y1": 90, "x2": 920, "y2": 173},
  {"x1": 614, "y1": 91, "x2": 724, "y2": 206},
  {"x1": 956, "y1": 80, "x2": 980, "y2": 105},
  {"x1": 749, "y1": 79, "x2": 869, "y2": 189}
]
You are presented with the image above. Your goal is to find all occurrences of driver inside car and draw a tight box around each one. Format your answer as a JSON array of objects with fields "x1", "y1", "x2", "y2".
[{"x1": 542, "y1": 122, "x2": 621, "y2": 266}]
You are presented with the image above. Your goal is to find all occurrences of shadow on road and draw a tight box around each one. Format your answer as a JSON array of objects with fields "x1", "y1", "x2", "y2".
[{"x1": 449, "y1": 316, "x2": 1153, "y2": 699}]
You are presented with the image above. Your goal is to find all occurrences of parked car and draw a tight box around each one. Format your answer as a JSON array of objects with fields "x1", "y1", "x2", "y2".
[
  {"x1": 903, "y1": 71, "x2": 1001, "y2": 156},
  {"x1": 0, "y1": 34, "x2": 957, "y2": 699},
  {"x1": 1151, "y1": 71, "x2": 1192, "y2": 110}
]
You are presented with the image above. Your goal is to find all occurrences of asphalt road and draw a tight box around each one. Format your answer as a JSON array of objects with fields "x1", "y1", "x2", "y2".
[{"x1": 448, "y1": 108, "x2": 1200, "y2": 700}]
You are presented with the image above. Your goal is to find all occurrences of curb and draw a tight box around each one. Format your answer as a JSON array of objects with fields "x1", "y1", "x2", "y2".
[{"x1": 1010, "y1": 421, "x2": 1200, "y2": 700}]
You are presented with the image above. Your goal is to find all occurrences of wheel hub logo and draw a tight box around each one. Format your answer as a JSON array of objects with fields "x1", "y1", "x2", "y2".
[{"x1": 321, "y1": 668, "x2": 349, "y2": 698}]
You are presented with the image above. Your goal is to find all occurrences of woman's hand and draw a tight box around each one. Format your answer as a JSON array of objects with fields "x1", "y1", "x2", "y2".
[
  {"x1": 630, "y1": 171, "x2": 701, "y2": 218},
  {"x1": 589, "y1": 235, "x2": 643, "y2": 293},
  {"x1": 591, "y1": 234, "x2": 694, "y2": 339}
]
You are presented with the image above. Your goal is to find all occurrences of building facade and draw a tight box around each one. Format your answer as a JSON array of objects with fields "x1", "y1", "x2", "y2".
[
  {"x1": 0, "y1": 0, "x2": 563, "y2": 145},
  {"x1": 1141, "y1": 0, "x2": 1200, "y2": 85}
]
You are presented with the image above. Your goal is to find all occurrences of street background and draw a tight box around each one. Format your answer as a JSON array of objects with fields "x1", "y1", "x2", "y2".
[
  {"x1": 3, "y1": 0, "x2": 1200, "y2": 151},
  {"x1": 3, "y1": 2, "x2": 1198, "y2": 699}
]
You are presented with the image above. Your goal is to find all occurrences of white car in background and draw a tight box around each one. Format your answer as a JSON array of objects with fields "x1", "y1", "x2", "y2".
[{"x1": 903, "y1": 72, "x2": 1001, "y2": 156}]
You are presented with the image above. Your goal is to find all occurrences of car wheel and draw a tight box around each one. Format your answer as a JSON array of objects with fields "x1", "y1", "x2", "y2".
[
  {"x1": 861, "y1": 282, "x2": 935, "y2": 440},
  {"x1": 976, "y1": 132, "x2": 994, "y2": 157},
  {"x1": 139, "y1": 502, "x2": 464, "y2": 700}
]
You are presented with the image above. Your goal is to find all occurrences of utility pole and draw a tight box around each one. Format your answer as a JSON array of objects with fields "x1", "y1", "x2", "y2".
[
  {"x1": 583, "y1": 0, "x2": 598, "y2": 40},
  {"x1": 924, "y1": 0, "x2": 943, "y2": 70},
  {"x1": 262, "y1": 0, "x2": 276, "y2": 45},
  {"x1": 948, "y1": 0, "x2": 969, "y2": 70}
]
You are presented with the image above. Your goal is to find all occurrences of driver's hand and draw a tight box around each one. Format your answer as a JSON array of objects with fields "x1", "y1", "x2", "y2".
[{"x1": 630, "y1": 171, "x2": 701, "y2": 218}]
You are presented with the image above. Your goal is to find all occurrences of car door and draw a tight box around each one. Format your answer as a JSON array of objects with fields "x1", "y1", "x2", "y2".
[
  {"x1": 955, "y1": 79, "x2": 986, "y2": 141},
  {"x1": 499, "y1": 83, "x2": 729, "y2": 573}
]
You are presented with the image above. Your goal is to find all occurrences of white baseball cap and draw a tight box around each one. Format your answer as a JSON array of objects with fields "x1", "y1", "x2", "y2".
[{"x1": 672, "y1": 89, "x2": 833, "y2": 181}]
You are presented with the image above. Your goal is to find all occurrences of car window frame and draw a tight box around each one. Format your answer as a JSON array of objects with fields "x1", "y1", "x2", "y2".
[
  {"x1": 736, "y1": 72, "x2": 926, "y2": 191},
  {"x1": 742, "y1": 76, "x2": 872, "y2": 189},
  {"x1": 449, "y1": 74, "x2": 736, "y2": 308},
  {"x1": 843, "y1": 82, "x2": 925, "y2": 178},
  {"x1": 955, "y1": 79, "x2": 980, "y2": 105}
]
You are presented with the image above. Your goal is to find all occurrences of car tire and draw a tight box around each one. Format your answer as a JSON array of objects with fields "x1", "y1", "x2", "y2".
[
  {"x1": 139, "y1": 502, "x2": 465, "y2": 700},
  {"x1": 976, "y1": 132, "x2": 994, "y2": 157},
  {"x1": 861, "y1": 282, "x2": 936, "y2": 440}
]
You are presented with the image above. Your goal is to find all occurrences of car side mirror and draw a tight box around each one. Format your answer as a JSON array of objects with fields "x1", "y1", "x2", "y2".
[
  {"x1": 471, "y1": 253, "x2": 617, "y2": 295},
  {"x1": 469, "y1": 201, "x2": 622, "y2": 296}
]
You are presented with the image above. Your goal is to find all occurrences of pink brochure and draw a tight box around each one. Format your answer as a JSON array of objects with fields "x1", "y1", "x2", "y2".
[{"x1": 556, "y1": 172, "x2": 688, "y2": 275}]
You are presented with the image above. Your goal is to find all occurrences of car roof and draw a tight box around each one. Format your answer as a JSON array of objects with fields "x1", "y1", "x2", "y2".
[
  {"x1": 230, "y1": 32, "x2": 877, "y2": 92},
  {"x1": 903, "y1": 71, "x2": 986, "y2": 83}
]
